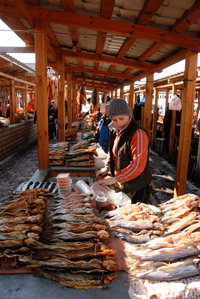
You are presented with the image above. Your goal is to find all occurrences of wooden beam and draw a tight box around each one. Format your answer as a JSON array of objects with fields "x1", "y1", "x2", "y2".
[
  {"x1": 68, "y1": 65, "x2": 133, "y2": 80},
  {"x1": 168, "y1": 85, "x2": 177, "y2": 163},
  {"x1": 174, "y1": 52, "x2": 198, "y2": 196},
  {"x1": 60, "y1": 49, "x2": 153, "y2": 71},
  {"x1": 136, "y1": 0, "x2": 166, "y2": 25},
  {"x1": 9, "y1": 79, "x2": 15, "y2": 124},
  {"x1": 35, "y1": 19, "x2": 49, "y2": 170},
  {"x1": 129, "y1": 81, "x2": 134, "y2": 114},
  {"x1": 0, "y1": 15, "x2": 34, "y2": 46},
  {"x1": 57, "y1": 56, "x2": 65, "y2": 142},
  {"x1": 29, "y1": 6, "x2": 200, "y2": 48},
  {"x1": 67, "y1": 71, "x2": 72, "y2": 129},
  {"x1": 12, "y1": 0, "x2": 34, "y2": 28},
  {"x1": 144, "y1": 73, "x2": 153, "y2": 138},
  {"x1": 72, "y1": 79, "x2": 76, "y2": 121},
  {"x1": 24, "y1": 85, "x2": 28, "y2": 120},
  {"x1": 151, "y1": 88, "x2": 158, "y2": 149}
]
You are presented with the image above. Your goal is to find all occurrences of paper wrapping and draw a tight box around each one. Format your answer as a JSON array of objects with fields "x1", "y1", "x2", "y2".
[{"x1": 74, "y1": 180, "x2": 95, "y2": 200}]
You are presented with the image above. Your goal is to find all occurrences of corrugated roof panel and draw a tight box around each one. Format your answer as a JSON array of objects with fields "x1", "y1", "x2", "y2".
[
  {"x1": 148, "y1": 44, "x2": 179, "y2": 62},
  {"x1": 50, "y1": 24, "x2": 72, "y2": 47},
  {"x1": 114, "y1": 65, "x2": 127, "y2": 72},
  {"x1": 162, "y1": 0, "x2": 195, "y2": 10},
  {"x1": 75, "y1": 0, "x2": 101, "y2": 14},
  {"x1": 98, "y1": 63, "x2": 110, "y2": 71},
  {"x1": 66, "y1": 57, "x2": 79, "y2": 66},
  {"x1": 82, "y1": 60, "x2": 94, "y2": 68},
  {"x1": 78, "y1": 28, "x2": 97, "y2": 52},
  {"x1": 39, "y1": 0, "x2": 62, "y2": 9},
  {"x1": 129, "y1": 69, "x2": 142, "y2": 76},
  {"x1": 115, "y1": 0, "x2": 145, "y2": 10},
  {"x1": 151, "y1": 15, "x2": 176, "y2": 26},
  {"x1": 104, "y1": 35, "x2": 126, "y2": 55},
  {"x1": 126, "y1": 39, "x2": 154, "y2": 58}
]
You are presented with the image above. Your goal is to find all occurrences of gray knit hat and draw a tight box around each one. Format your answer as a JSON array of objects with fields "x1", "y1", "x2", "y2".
[{"x1": 109, "y1": 98, "x2": 131, "y2": 117}]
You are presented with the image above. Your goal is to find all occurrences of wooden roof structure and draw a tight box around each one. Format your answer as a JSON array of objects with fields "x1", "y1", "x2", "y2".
[{"x1": 0, "y1": 0, "x2": 200, "y2": 196}]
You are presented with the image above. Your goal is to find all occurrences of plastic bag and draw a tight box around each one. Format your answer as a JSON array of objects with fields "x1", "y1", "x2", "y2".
[{"x1": 169, "y1": 95, "x2": 182, "y2": 111}]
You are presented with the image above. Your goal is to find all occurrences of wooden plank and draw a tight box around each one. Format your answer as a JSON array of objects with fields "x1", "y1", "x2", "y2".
[
  {"x1": 72, "y1": 79, "x2": 76, "y2": 122},
  {"x1": 129, "y1": 81, "x2": 134, "y2": 114},
  {"x1": 12, "y1": 0, "x2": 34, "y2": 28},
  {"x1": 120, "y1": 86, "x2": 124, "y2": 98},
  {"x1": 9, "y1": 79, "x2": 15, "y2": 124},
  {"x1": 35, "y1": 19, "x2": 49, "y2": 170},
  {"x1": 151, "y1": 88, "x2": 158, "y2": 149},
  {"x1": 144, "y1": 73, "x2": 153, "y2": 139},
  {"x1": 24, "y1": 85, "x2": 28, "y2": 120},
  {"x1": 168, "y1": 85, "x2": 177, "y2": 163},
  {"x1": 57, "y1": 56, "x2": 65, "y2": 142},
  {"x1": 67, "y1": 71, "x2": 72, "y2": 129},
  {"x1": 174, "y1": 52, "x2": 198, "y2": 197}
]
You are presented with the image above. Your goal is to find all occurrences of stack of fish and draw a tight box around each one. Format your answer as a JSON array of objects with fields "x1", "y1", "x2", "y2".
[
  {"x1": 65, "y1": 144, "x2": 98, "y2": 167},
  {"x1": 49, "y1": 142, "x2": 69, "y2": 166},
  {"x1": 65, "y1": 128, "x2": 78, "y2": 141},
  {"x1": 106, "y1": 202, "x2": 163, "y2": 244},
  {"x1": 0, "y1": 188, "x2": 47, "y2": 268},
  {"x1": 118, "y1": 193, "x2": 200, "y2": 281},
  {"x1": 29, "y1": 191, "x2": 119, "y2": 289}
]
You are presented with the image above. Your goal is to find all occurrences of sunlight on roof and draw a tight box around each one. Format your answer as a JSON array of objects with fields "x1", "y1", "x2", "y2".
[{"x1": 0, "y1": 20, "x2": 25, "y2": 46}]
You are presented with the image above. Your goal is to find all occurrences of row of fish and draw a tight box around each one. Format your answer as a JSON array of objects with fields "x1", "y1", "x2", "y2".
[
  {"x1": 28, "y1": 191, "x2": 119, "y2": 289},
  {"x1": 0, "y1": 188, "x2": 48, "y2": 267},
  {"x1": 112, "y1": 193, "x2": 200, "y2": 281}
]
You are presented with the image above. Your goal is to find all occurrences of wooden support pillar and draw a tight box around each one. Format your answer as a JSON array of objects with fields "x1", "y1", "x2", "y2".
[
  {"x1": 168, "y1": 85, "x2": 177, "y2": 163},
  {"x1": 35, "y1": 19, "x2": 49, "y2": 170},
  {"x1": 151, "y1": 88, "x2": 158, "y2": 149},
  {"x1": 174, "y1": 52, "x2": 198, "y2": 197},
  {"x1": 111, "y1": 90, "x2": 114, "y2": 100},
  {"x1": 120, "y1": 86, "x2": 124, "y2": 98},
  {"x1": 24, "y1": 85, "x2": 28, "y2": 120},
  {"x1": 67, "y1": 71, "x2": 72, "y2": 129},
  {"x1": 114, "y1": 89, "x2": 117, "y2": 99},
  {"x1": 144, "y1": 73, "x2": 154, "y2": 139},
  {"x1": 57, "y1": 56, "x2": 65, "y2": 142},
  {"x1": 2, "y1": 96, "x2": 5, "y2": 117},
  {"x1": 129, "y1": 81, "x2": 134, "y2": 114},
  {"x1": 72, "y1": 79, "x2": 76, "y2": 122},
  {"x1": 9, "y1": 79, "x2": 15, "y2": 124}
]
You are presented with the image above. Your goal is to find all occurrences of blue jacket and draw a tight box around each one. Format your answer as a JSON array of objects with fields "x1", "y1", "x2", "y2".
[{"x1": 98, "y1": 115, "x2": 111, "y2": 153}]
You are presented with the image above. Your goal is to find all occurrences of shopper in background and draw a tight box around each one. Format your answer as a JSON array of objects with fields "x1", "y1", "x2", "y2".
[
  {"x1": 96, "y1": 98, "x2": 152, "y2": 204},
  {"x1": 95, "y1": 102, "x2": 111, "y2": 153}
]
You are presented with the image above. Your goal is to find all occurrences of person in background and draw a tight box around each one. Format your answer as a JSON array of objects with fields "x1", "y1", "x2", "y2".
[
  {"x1": 48, "y1": 104, "x2": 57, "y2": 139},
  {"x1": 5, "y1": 104, "x2": 10, "y2": 118},
  {"x1": 96, "y1": 98, "x2": 152, "y2": 204},
  {"x1": 95, "y1": 102, "x2": 111, "y2": 153}
]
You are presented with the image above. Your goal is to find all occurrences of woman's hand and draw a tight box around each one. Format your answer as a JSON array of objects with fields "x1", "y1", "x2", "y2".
[
  {"x1": 96, "y1": 166, "x2": 109, "y2": 178},
  {"x1": 97, "y1": 177, "x2": 117, "y2": 186}
]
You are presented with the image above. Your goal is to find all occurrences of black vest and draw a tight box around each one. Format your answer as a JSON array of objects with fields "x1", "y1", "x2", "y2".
[{"x1": 109, "y1": 117, "x2": 152, "y2": 194}]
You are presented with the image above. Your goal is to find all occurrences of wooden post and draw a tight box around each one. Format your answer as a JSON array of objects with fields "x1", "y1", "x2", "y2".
[
  {"x1": 9, "y1": 79, "x2": 15, "y2": 124},
  {"x1": 114, "y1": 89, "x2": 117, "y2": 99},
  {"x1": 24, "y1": 85, "x2": 28, "y2": 120},
  {"x1": 72, "y1": 79, "x2": 76, "y2": 122},
  {"x1": 129, "y1": 81, "x2": 134, "y2": 114},
  {"x1": 120, "y1": 85, "x2": 124, "y2": 98},
  {"x1": 67, "y1": 71, "x2": 72, "y2": 129},
  {"x1": 168, "y1": 85, "x2": 177, "y2": 163},
  {"x1": 57, "y1": 56, "x2": 65, "y2": 142},
  {"x1": 35, "y1": 19, "x2": 49, "y2": 170},
  {"x1": 151, "y1": 88, "x2": 158, "y2": 149},
  {"x1": 2, "y1": 96, "x2": 5, "y2": 117},
  {"x1": 144, "y1": 73, "x2": 154, "y2": 139},
  {"x1": 174, "y1": 52, "x2": 198, "y2": 197},
  {"x1": 111, "y1": 90, "x2": 114, "y2": 100}
]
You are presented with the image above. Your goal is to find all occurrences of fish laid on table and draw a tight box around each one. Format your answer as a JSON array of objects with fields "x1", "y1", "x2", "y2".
[
  {"x1": 108, "y1": 219, "x2": 165, "y2": 232},
  {"x1": 112, "y1": 228, "x2": 162, "y2": 244},
  {"x1": 49, "y1": 207, "x2": 93, "y2": 216},
  {"x1": 34, "y1": 241, "x2": 95, "y2": 251},
  {"x1": 164, "y1": 212, "x2": 198, "y2": 235},
  {"x1": 134, "y1": 257, "x2": 200, "y2": 281},
  {"x1": 51, "y1": 230, "x2": 109, "y2": 242},
  {"x1": 159, "y1": 194, "x2": 200, "y2": 210},
  {"x1": 52, "y1": 221, "x2": 106, "y2": 232},
  {"x1": 0, "y1": 214, "x2": 43, "y2": 225},
  {"x1": 52, "y1": 214, "x2": 104, "y2": 224}
]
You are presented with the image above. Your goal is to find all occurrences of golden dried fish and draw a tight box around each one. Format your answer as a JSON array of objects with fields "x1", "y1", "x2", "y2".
[
  {"x1": 34, "y1": 241, "x2": 95, "y2": 251},
  {"x1": 109, "y1": 219, "x2": 165, "y2": 232},
  {"x1": 52, "y1": 214, "x2": 104, "y2": 224},
  {"x1": 165, "y1": 212, "x2": 197, "y2": 235},
  {"x1": 135, "y1": 257, "x2": 200, "y2": 281}
]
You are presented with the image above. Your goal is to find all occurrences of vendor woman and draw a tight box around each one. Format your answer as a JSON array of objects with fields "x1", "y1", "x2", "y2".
[{"x1": 97, "y1": 98, "x2": 152, "y2": 204}]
